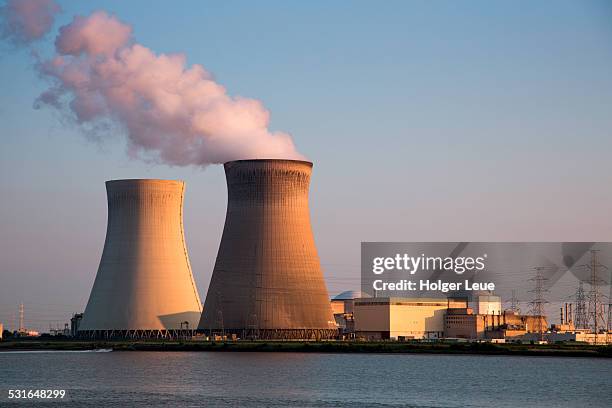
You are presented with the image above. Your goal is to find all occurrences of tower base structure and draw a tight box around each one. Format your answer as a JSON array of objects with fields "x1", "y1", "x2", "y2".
[
  {"x1": 78, "y1": 329, "x2": 196, "y2": 340},
  {"x1": 201, "y1": 328, "x2": 338, "y2": 341}
]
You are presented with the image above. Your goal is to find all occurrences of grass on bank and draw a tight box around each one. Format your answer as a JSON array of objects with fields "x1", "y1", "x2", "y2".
[{"x1": 1, "y1": 338, "x2": 610, "y2": 358}]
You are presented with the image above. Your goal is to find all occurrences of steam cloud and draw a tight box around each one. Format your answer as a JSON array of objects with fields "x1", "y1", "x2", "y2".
[
  {"x1": 2, "y1": 1, "x2": 303, "y2": 165},
  {"x1": 0, "y1": 0, "x2": 59, "y2": 45}
]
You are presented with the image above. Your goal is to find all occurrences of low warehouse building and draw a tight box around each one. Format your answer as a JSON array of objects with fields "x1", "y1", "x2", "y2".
[
  {"x1": 445, "y1": 309, "x2": 548, "y2": 340},
  {"x1": 354, "y1": 297, "x2": 447, "y2": 340}
]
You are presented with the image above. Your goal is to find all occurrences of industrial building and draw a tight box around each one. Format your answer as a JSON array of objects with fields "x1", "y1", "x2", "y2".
[
  {"x1": 70, "y1": 313, "x2": 83, "y2": 337},
  {"x1": 331, "y1": 290, "x2": 369, "y2": 315},
  {"x1": 199, "y1": 160, "x2": 337, "y2": 340},
  {"x1": 468, "y1": 293, "x2": 502, "y2": 315},
  {"x1": 353, "y1": 297, "x2": 447, "y2": 340},
  {"x1": 517, "y1": 331, "x2": 610, "y2": 345},
  {"x1": 443, "y1": 295, "x2": 547, "y2": 340},
  {"x1": 79, "y1": 179, "x2": 202, "y2": 339},
  {"x1": 442, "y1": 292, "x2": 513, "y2": 340},
  {"x1": 330, "y1": 291, "x2": 369, "y2": 335},
  {"x1": 444, "y1": 308, "x2": 547, "y2": 340},
  {"x1": 336, "y1": 291, "x2": 557, "y2": 342}
]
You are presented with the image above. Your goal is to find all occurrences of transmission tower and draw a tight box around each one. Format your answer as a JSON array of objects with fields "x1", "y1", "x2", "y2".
[
  {"x1": 608, "y1": 258, "x2": 612, "y2": 344},
  {"x1": 509, "y1": 289, "x2": 520, "y2": 314},
  {"x1": 607, "y1": 259, "x2": 612, "y2": 345},
  {"x1": 529, "y1": 267, "x2": 549, "y2": 342},
  {"x1": 584, "y1": 250, "x2": 607, "y2": 343},
  {"x1": 574, "y1": 282, "x2": 588, "y2": 329}
]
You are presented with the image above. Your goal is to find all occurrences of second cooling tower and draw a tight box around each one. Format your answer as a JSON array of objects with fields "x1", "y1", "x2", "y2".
[
  {"x1": 199, "y1": 159, "x2": 337, "y2": 339},
  {"x1": 79, "y1": 179, "x2": 202, "y2": 339}
]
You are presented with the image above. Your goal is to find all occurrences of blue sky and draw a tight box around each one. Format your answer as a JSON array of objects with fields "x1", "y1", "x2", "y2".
[{"x1": 1, "y1": 1, "x2": 611, "y2": 331}]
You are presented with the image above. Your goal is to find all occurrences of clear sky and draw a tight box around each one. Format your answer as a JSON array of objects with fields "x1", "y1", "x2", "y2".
[{"x1": 1, "y1": 0, "x2": 612, "y2": 332}]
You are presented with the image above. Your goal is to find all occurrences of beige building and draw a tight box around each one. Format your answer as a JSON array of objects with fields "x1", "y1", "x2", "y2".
[
  {"x1": 448, "y1": 292, "x2": 501, "y2": 315},
  {"x1": 330, "y1": 291, "x2": 369, "y2": 336},
  {"x1": 445, "y1": 308, "x2": 548, "y2": 340},
  {"x1": 330, "y1": 290, "x2": 369, "y2": 315},
  {"x1": 354, "y1": 297, "x2": 447, "y2": 340},
  {"x1": 574, "y1": 332, "x2": 610, "y2": 345},
  {"x1": 469, "y1": 294, "x2": 502, "y2": 315},
  {"x1": 519, "y1": 331, "x2": 611, "y2": 345},
  {"x1": 80, "y1": 179, "x2": 202, "y2": 339},
  {"x1": 445, "y1": 308, "x2": 506, "y2": 339},
  {"x1": 331, "y1": 299, "x2": 346, "y2": 315}
]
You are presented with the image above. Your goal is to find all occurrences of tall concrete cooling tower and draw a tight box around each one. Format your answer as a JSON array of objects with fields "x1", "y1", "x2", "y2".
[
  {"x1": 79, "y1": 179, "x2": 202, "y2": 339},
  {"x1": 199, "y1": 159, "x2": 337, "y2": 340}
]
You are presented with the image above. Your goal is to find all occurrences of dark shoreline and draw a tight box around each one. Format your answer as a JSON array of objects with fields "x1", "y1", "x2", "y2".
[{"x1": 1, "y1": 340, "x2": 611, "y2": 358}]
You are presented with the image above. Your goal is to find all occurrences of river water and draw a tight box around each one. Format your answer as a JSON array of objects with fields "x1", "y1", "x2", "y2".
[{"x1": 0, "y1": 351, "x2": 610, "y2": 407}]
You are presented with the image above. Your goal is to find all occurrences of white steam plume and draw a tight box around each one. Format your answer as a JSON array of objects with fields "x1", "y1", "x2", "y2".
[{"x1": 2, "y1": 2, "x2": 304, "y2": 165}]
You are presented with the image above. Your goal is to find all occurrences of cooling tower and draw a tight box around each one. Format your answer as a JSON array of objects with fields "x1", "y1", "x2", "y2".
[
  {"x1": 199, "y1": 159, "x2": 337, "y2": 339},
  {"x1": 79, "y1": 179, "x2": 202, "y2": 339}
]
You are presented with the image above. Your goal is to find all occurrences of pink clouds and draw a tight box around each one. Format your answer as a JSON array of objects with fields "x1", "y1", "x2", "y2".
[
  {"x1": 2, "y1": 3, "x2": 303, "y2": 166},
  {"x1": 0, "y1": 0, "x2": 60, "y2": 44},
  {"x1": 55, "y1": 11, "x2": 131, "y2": 56}
]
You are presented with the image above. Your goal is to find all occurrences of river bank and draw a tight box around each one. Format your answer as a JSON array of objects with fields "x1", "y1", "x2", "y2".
[{"x1": 1, "y1": 339, "x2": 611, "y2": 357}]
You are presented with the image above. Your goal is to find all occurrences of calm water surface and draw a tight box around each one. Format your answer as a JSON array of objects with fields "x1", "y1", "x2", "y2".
[{"x1": 0, "y1": 351, "x2": 610, "y2": 407}]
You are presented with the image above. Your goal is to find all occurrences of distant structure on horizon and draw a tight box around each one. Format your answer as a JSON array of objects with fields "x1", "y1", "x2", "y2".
[
  {"x1": 199, "y1": 159, "x2": 337, "y2": 339},
  {"x1": 79, "y1": 179, "x2": 202, "y2": 339}
]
